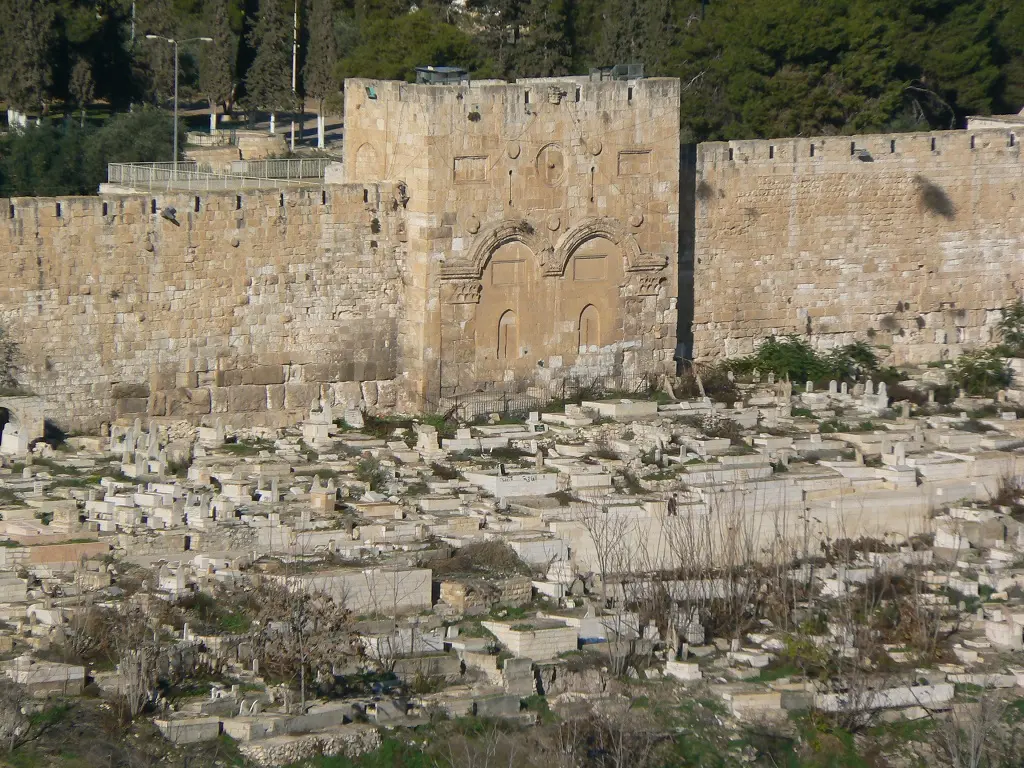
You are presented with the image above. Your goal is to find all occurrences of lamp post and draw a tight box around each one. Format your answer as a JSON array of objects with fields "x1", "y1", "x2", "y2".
[{"x1": 145, "y1": 35, "x2": 213, "y2": 177}]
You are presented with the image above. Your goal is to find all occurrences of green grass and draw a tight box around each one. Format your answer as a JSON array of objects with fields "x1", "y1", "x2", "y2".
[
  {"x1": 218, "y1": 612, "x2": 252, "y2": 634},
  {"x1": 288, "y1": 738, "x2": 433, "y2": 768},
  {"x1": 221, "y1": 439, "x2": 276, "y2": 456},
  {"x1": 757, "y1": 662, "x2": 801, "y2": 682}
]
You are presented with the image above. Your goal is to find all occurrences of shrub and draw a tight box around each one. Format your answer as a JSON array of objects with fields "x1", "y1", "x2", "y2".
[
  {"x1": 998, "y1": 298, "x2": 1024, "y2": 356},
  {"x1": 730, "y1": 335, "x2": 830, "y2": 383},
  {"x1": 951, "y1": 348, "x2": 1011, "y2": 396},
  {"x1": 675, "y1": 362, "x2": 739, "y2": 402},
  {"x1": 355, "y1": 455, "x2": 388, "y2": 491},
  {"x1": 730, "y1": 335, "x2": 886, "y2": 385},
  {"x1": 824, "y1": 340, "x2": 880, "y2": 379}
]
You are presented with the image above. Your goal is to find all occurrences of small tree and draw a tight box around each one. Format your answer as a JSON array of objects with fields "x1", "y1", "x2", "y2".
[
  {"x1": 69, "y1": 58, "x2": 94, "y2": 128},
  {"x1": 0, "y1": 679, "x2": 28, "y2": 753},
  {"x1": 108, "y1": 601, "x2": 162, "y2": 721},
  {"x1": 248, "y1": 577, "x2": 355, "y2": 710},
  {"x1": 303, "y1": 0, "x2": 337, "y2": 149}
]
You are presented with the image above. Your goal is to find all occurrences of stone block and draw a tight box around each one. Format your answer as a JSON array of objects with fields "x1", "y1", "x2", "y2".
[
  {"x1": 303, "y1": 363, "x2": 353, "y2": 383},
  {"x1": 155, "y1": 717, "x2": 222, "y2": 744},
  {"x1": 229, "y1": 385, "x2": 267, "y2": 412},
  {"x1": 285, "y1": 383, "x2": 321, "y2": 410},
  {"x1": 329, "y1": 381, "x2": 363, "y2": 407},
  {"x1": 474, "y1": 694, "x2": 521, "y2": 718},
  {"x1": 267, "y1": 385, "x2": 285, "y2": 411},
  {"x1": 244, "y1": 365, "x2": 287, "y2": 386},
  {"x1": 166, "y1": 388, "x2": 212, "y2": 417},
  {"x1": 361, "y1": 381, "x2": 378, "y2": 407},
  {"x1": 376, "y1": 380, "x2": 398, "y2": 408},
  {"x1": 112, "y1": 383, "x2": 150, "y2": 399},
  {"x1": 115, "y1": 397, "x2": 148, "y2": 416}
]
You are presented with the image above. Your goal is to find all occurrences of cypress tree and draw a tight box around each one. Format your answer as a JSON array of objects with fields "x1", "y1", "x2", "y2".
[
  {"x1": 0, "y1": 0, "x2": 57, "y2": 120},
  {"x1": 245, "y1": 0, "x2": 295, "y2": 131},
  {"x1": 200, "y1": 0, "x2": 239, "y2": 132},
  {"x1": 303, "y1": 0, "x2": 337, "y2": 148},
  {"x1": 135, "y1": 0, "x2": 176, "y2": 105}
]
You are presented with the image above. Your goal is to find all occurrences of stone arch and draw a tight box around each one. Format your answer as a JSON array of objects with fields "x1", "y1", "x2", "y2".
[
  {"x1": 0, "y1": 396, "x2": 44, "y2": 457},
  {"x1": 442, "y1": 219, "x2": 551, "y2": 280},
  {"x1": 551, "y1": 217, "x2": 658, "y2": 276},
  {"x1": 579, "y1": 305, "x2": 601, "y2": 350},
  {"x1": 353, "y1": 142, "x2": 379, "y2": 180},
  {"x1": 497, "y1": 310, "x2": 518, "y2": 360}
]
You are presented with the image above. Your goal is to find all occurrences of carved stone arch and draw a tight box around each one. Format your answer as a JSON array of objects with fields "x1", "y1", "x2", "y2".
[
  {"x1": 441, "y1": 218, "x2": 552, "y2": 280},
  {"x1": 353, "y1": 142, "x2": 379, "y2": 180},
  {"x1": 551, "y1": 217, "x2": 666, "y2": 276}
]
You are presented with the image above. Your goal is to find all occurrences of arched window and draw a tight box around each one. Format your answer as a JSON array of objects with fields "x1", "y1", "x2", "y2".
[
  {"x1": 497, "y1": 310, "x2": 518, "y2": 360},
  {"x1": 579, "y1": 305, "x2": 600, "y2": 350}
]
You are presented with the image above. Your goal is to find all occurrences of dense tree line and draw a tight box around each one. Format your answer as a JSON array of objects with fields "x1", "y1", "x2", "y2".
[{"x1": 0, "y1": 0, "x2": 1019, "y2": 163}]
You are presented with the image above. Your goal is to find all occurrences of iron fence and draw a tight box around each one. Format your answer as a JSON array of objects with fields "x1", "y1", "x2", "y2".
[
  {"x1": 228, "y1": 157, "x2": 336, "y2": 180},
  {"x1": 106, "y1": 162, "x2": 317, "y2": 191},
  {"x1": 185, "y1": 130, "x2": 238, "y2": 147}
]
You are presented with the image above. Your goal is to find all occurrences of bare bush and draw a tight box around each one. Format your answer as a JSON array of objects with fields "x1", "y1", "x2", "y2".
[{"x1": 248, "y1": 577, "x2": 355, "y2": 709}]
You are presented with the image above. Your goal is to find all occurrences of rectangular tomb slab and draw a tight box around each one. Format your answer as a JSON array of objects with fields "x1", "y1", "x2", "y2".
[
  {"x1": 581, "y1": 400, "x2": 659, "y2": 419},
  {"x1": 462, "y1": 471, "x2": 558, "y2": 497}
]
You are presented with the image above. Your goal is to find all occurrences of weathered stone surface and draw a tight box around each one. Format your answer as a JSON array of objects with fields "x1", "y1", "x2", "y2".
[
  {"x1": 228, "y1": 386, "x2": 267, "y2": 413},
  {"x1": 692, "y1": 131, "x2": 1024, "y2": 364}
]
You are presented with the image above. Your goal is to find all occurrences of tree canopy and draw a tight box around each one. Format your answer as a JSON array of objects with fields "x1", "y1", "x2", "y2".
[{"x1": 0, "y1": 0, "x2": 1020, "y2": 189}]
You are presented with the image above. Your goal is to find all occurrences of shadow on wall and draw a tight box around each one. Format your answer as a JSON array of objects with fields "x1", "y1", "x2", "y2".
[{"x1": 915, "y1": 175, "x2": 956, "y2": 219}]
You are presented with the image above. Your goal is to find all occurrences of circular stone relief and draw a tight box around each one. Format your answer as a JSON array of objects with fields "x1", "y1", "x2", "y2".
[
  {"x1": 466, "y1": 215, "x2": 481, "y2": 234},
  {"x1": 536, "y1": 143, "x2": 566, "y2": 186},
  {"x1": 507, "y1": 142, "x2": 521, "y2": 159},
  {"x1": 629, "y1": 211, "x2": 644, "y2": 228},
  {"x1": 546, "y1": 215, "x2": 560, "y2": 231},
  {"x1": 587, "y1": 137, "x2": 603, "y2": 156}
]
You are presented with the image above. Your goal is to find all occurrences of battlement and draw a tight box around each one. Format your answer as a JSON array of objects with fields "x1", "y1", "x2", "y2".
[
  {"x1": 693, "y1": 125, "x2": 1024, "y2": 365},
  {"x1": 701, "y1": 128, "x2": 1021, "y2": 167},
  {"x1": 347, "y1": 75, "x2": 677, "y2": 112},
  {"x1": 1, "y1": 181, "x2": 387, "y2": 228}
]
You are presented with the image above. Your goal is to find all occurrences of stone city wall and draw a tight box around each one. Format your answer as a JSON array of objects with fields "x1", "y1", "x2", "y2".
[
  {"x1": 692, "y1": 127, "x2": 1024, "y2": 363},
  {"x1": 0, "y1": 183, "x2": 408, "y2": 430},
  {"x1": 343, "y1": 77, "x2": 680, "y2": 401}
]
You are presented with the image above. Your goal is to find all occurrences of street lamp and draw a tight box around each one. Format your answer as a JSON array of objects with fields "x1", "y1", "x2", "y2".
[{"x1": 145, "y1": 34, "x2": 213, "y2": 177}]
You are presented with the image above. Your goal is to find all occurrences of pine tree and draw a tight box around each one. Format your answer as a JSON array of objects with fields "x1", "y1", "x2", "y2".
[
  {"x1": 245, "y1": 0, "x2": 295, "y2": 133},
  {"x1": 200, "y1": 0, "x2": 238, "y2": 132},
  {"x1": 303, "y1": 0, "x2": 337, "y2": 148},
  {"x1": 519, "y1": 0, "x2": 573, "y2": 77},
  {"x1": 0, "y1": 0, "x2": 57, "y2": 121},
  {"x1": 468, "y1": 0, "x2": 526, "y2": 78},
  {"x1": 69, "y1": 58, "x2": 94, "y2": 128}
]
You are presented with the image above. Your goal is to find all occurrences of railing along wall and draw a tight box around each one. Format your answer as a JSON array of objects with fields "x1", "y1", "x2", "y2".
[{"x1": 106, "y1": 163, "x2": 309, "y2": 191}]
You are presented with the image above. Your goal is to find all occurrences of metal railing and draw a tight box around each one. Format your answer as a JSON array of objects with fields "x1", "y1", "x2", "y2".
[
  {"x1": 186, "y1": 130, "x2": 238, "y2": 147},
  {"x1": 228, "y1": 157, "x2": 335, "y2": 179},
  {"x1": 106, "y1": 162, "x2": 313, "y2": 191}
]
